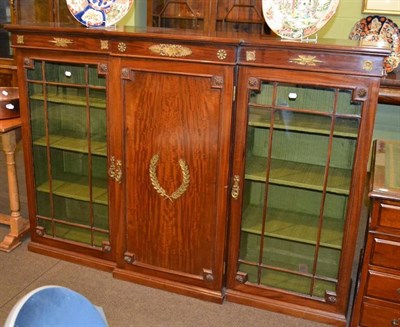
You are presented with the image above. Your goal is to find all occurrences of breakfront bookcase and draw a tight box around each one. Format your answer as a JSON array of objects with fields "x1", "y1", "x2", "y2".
[{"x1": 7, "y1": 21, "x2": 388, "y2": 325}]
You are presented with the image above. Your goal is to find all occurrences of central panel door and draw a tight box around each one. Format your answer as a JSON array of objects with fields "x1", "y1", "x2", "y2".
[{"x1": 117, "y1": 59, "x2": 233, "y2": 300}]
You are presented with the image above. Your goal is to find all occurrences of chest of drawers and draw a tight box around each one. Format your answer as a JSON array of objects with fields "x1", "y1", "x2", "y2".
[{"x1": 351, "y1": 140, "x2": 400, "y2": 326}]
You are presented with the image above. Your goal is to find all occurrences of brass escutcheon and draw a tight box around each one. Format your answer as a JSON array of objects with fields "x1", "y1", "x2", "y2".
[
  {"x1": 108, "y1": 156, "x2": 122, "y2": 183},
  {"x1": 231, "y1": 175, "x2": 240, "y2": 199}
]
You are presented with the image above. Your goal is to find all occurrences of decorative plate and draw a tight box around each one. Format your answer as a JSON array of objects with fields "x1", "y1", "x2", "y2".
[
  {"x1": 66, "y1": 0, "x2": 134, "y2": 27},
  {"x1": 262, "y1": 0, "x2": 339, "y2": 39},
  {"x1": 349, "y1": 15, "x2": 400, "y2": 73}
]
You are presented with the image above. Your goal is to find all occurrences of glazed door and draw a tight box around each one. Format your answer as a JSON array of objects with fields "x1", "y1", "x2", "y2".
[
  {"x1": 23, "y1": 56, "x2": 113, "y2": 261},
  {"x1": 14, "y1": 0, "x2": 78, "y2": 25},
  {"x1": 227, "y1": 66, "x2": 376, "y2": 316},
  {"x1": 119, "y1": 59, "x2": 233, "y2": 296},
  {"x1": 147, "y1": 0, "x2": 267, "y2": 34}
]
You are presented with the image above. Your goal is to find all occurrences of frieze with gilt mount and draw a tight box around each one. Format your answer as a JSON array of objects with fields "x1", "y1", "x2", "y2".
[
  {"x1": 149, "y1": 44, "x2": 193, "y2": 58},
  {"x1": 49, "y1": 37, "x2": 73, "y2": 48},
  {"x1": 289, "y1": 55, "x2": 323, "y2": 66}
]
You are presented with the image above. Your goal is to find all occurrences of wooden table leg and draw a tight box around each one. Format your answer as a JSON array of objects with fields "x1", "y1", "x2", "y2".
[{"x1": 0, "y1": 129, "x2": 29, "y2": 252}]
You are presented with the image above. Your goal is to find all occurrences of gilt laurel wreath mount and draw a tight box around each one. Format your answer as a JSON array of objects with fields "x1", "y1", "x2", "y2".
[{"x1": 149, "y1": 154, "x2": 190, "y2": 202}]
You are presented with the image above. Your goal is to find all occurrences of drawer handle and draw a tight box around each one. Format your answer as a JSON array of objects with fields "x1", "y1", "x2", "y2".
[
  {"x1": 392, "y1": 319, "x2": 400, "y2": 326},
  {"x1": 64, "y1": 71, "x2": 72, "y2": 77},
  {"x1": 397, "y1": 288, "x2": 400, "y2": 295}
]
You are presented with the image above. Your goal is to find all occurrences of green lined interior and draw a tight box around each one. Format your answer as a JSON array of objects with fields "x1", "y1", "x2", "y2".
[
  {"x1": 238, "y1": 81, "x2": 361, "y2": 298},
  {"x1": 28, "y1": 60, "x2": 109, "y2": 248}
]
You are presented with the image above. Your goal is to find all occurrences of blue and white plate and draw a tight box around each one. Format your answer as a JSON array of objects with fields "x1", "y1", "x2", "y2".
[{"x1": 66, "y1": 0, "x2": 134, "y2": 27}]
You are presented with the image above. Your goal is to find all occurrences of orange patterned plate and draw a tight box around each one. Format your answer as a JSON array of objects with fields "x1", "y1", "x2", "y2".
[
  {"x1": 349, "y1": 15, "x2": 400, "y2": 73},
  {"x1": 262, "y1": 0, "x2": 339, "y2": 39}
]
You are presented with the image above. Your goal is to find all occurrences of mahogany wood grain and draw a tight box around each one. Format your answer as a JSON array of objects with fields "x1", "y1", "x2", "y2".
[{"x1": 121, "y1": 59, "x2": 233, "y2": 293}]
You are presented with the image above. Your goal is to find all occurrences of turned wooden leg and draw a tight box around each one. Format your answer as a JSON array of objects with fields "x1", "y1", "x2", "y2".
[{"x1": 0, "y1": 129, "x2": 29, "y2": 252}]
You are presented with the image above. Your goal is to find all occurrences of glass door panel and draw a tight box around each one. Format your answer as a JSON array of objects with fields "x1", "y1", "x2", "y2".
[
  {"x1": 238, "y1": 80, "x2": 362, "y2": 299},
  {"x1": 150, "y1": 0, "x2": 206, "y2": 30},
  {"x1": 27, "y1": 60, "x2": 109, "y2": 248}
]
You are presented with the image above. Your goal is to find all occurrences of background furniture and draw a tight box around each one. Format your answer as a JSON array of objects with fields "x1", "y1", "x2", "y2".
[
  {"x1": 0, "y1": 0, "x2": 16, "y2": 87},
  {"x1": 351, "y1": 140, "x2": 400, "y2": 326},
  {"x1": 379, "y1": 70, "x2": 400, "y2": 105},
  {"x1": 0, "y1": 117, "x2": 29, "y2": 252}
]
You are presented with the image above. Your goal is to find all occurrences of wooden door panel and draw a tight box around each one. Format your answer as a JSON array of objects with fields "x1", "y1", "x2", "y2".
[{"x1": 123, "y1": 66, "x2": 228, "y2": 286}]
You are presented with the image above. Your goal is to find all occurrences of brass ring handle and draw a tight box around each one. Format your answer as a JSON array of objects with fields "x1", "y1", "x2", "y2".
[
  {"x1": 149, "y1": 154, "x2": 190, "y2": 202},
  {"x1": 392, "y1": 319, "x2": 400, "y2": 326}
]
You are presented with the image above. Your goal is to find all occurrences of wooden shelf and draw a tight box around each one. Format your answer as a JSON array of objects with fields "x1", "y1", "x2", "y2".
[
  {"x1": 242, "y1": 204, "x2": 343, "y2": 249},
  {"x1": 240, "y1": 264, "x2": 336, "y2": 298},
  {"x1": 38, "y1": 219, "x2": 109, "y2": 247},
  {"x1": 37, "y1": 175, "x2": 108, "y2": 205},
  {"x1": 30, "y1": 93, "x2": 106, "y2": 109},
  {"x1": 33, "y1": 134, "x2": 107, "y2": 156},
  {"x1": 245, "y1": 156, "x2": 351, "y2": 195},
  {"x1": 248, "y1": 107, "x2": 359, "y2": 138}
]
